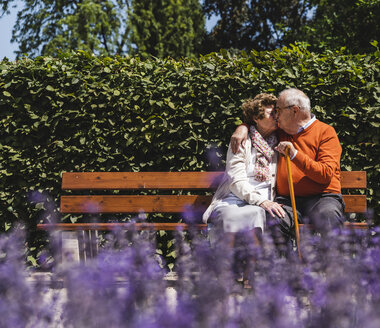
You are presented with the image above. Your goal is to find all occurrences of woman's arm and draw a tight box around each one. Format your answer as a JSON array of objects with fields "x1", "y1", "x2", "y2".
[
  {"x1": 227, "y1": 141, "x2": 285, "y2": 218},
  {"x1": 226, "y1": 140, "x2": 266, "y2": 205}
]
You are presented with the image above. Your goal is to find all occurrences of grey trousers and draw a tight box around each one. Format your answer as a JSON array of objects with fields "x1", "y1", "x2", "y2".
[{"x1": 268, "y1": 193, "x2": 345, "y2": 249}]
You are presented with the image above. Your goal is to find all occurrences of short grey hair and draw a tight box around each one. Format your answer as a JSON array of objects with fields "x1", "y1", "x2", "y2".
[{"x1": 279, "y1": 88, "x2": 311, "y2": 113}]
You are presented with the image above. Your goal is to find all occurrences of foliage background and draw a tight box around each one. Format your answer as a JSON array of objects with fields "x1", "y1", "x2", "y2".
[
  {"x1": 1, "y1": 0, "x2": 379, "y2": 58},
  {"x1": 0, "y1": 46, "x2": 379, "y2": 264}
]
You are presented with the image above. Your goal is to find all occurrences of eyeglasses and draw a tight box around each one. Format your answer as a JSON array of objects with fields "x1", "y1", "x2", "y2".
[{"x1": 274, "y1": 104, "x2": 295, "y2": 116}]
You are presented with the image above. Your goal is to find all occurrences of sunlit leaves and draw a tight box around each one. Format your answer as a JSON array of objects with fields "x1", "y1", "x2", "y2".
[
  {"x1": 6, "y1": 0, "x2": 131, "y2": 58},
  {"x1": 130, "y1": 0, "x2": 205, "y2": 59},
  {"x1": 0, "y1": 47, "x2": 379, "y2": 234}
]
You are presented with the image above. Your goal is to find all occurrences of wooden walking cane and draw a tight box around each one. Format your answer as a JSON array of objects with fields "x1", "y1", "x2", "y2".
[{"x1": 285, "y1": 146, "x2": 302, "y2": 260}]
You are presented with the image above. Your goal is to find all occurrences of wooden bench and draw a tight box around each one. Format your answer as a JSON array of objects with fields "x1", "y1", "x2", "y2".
[{"x1": 37, "y1": 171, "x2": 368, "y2": 261}]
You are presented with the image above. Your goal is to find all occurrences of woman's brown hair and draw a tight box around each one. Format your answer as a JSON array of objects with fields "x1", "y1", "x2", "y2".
[{"x1": 242, "y1": 93, "x2": 277, "y2": 125}]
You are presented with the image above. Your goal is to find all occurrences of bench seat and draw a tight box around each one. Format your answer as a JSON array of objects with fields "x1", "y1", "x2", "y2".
[
  {"x1": 37, "y1": 171, "x2": 367, "y2": 231},
  {"x1": 36, "y1": 171, "x2": 367, "y2": 263}
]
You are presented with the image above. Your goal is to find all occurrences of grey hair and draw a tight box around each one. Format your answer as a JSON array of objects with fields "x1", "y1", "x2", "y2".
[{"x1": 279, "y1": 88, "x2": 311, "y2": 113}]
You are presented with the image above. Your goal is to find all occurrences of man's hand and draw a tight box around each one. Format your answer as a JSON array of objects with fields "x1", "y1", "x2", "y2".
[
  {"x1": 230, "y1": 124, "x2": 249, "y2": 154},
  {"x1": 275, "y1": 141, "x2": 297, "y2": 158},
  {"x1": 259, "y1": 200, "x2": 286, "y2": 218}
]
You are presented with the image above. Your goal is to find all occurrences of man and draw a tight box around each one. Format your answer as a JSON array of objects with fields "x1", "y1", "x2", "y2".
[{"x1": 230, "y1": 88, "x2": 345, "y2": 244}]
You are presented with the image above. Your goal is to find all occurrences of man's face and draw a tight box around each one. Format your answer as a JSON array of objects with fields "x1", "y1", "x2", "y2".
[{"x1": 275, "y1": 95, "x2": 295, "y2": 134}]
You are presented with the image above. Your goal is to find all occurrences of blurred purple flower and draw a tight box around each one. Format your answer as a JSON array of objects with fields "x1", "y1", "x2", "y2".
[
  {"x1": 2, "y1": 219, "x2": 380, "y2": 327},
  {"x1": 83, "y1": 200, "x2": 101, "y2": 214},
  {"x1": 206, "y1": 144, "x2": 223, "y2": 170}
]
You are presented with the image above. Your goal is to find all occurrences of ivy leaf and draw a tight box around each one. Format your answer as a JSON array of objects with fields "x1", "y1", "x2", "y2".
[{"x1": 168, "y1": 102, "x2": 175, "y2": 109}]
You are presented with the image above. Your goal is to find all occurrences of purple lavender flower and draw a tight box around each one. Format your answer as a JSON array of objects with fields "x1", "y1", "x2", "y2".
[
  {"x1": 206, "y1": 144, "x2": 224, "y2": 171},
  {"x1": 2, "y1": 210, "x2": 380, "y2": 327}
]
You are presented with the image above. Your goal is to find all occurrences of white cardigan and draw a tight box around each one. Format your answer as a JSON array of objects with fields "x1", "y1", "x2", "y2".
[{"x1": 203, "y1": 139, "x2": 278, "y2": 223}]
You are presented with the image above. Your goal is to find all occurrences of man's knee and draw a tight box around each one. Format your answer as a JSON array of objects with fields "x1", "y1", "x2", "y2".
[{"x1": 308, "y1": 195, "x2": 345, "y2": 230}]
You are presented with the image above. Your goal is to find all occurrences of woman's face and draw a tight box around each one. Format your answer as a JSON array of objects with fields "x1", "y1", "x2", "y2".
[{"x1": 254, "y1": 105, "x2": 277, "y2": 133}]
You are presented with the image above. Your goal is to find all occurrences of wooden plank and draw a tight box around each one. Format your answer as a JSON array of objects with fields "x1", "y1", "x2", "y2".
[
  {"x1": 299, "y1": 222, "x2": 369, "y2": 230},
  {"x1": 342, "y1": 222, "x2": 369, "y2": 229},
  {"x1": 37, "y1": 222, "x2": 369, "y2": 231},
  {"x1": 37, "y1": 222, "x2": 368, "y2": 231},
  {"x1": 62, "y1": 172, "x2": 224, "y2": 190},
  {"x1": 342, "y1": 195, "x2": 367, "y2": 213},
  {"x1": 60, "y1": 195, "x2": 212, "y2": 213},
  {"x1": 62, "y1": 171, "x2": 366, "y2": 190},
  {"x1": 61, "y1": 194, "x2": 365, "y2": 214},
  {"x1": 37, "y1": 222, "x2": 208, "y2": 231},
  {"x1": 341, "y1": 171, "x2": 366, "y2": 189}
]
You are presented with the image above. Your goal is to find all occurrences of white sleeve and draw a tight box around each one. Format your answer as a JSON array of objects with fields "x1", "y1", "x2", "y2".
[{"x1": 226, "y1": 141, "x2": 267, "y2": 206}]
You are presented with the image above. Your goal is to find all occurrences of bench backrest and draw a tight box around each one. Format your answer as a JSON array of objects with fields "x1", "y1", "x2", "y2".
[{"x1": 60, "y1": 171, "x2": 367, "y2": 214}]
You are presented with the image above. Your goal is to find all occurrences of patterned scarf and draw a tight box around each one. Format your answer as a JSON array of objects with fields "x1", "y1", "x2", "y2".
[{"x1": 249, "y1": 125, "x2": 278, "y2": 182}]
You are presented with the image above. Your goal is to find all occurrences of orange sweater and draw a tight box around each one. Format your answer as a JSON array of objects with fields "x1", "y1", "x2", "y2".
[{"x1": 276, "y1": 120, "x2": 342, "y2": 197}]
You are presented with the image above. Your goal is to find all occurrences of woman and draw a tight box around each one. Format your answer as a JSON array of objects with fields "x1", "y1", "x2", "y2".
[{"x1": 203, "y1": 93, "x2": 285, "y2": 246}]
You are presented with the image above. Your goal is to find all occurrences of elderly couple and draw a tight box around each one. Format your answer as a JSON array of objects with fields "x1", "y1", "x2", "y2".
[{"x1": 203, "y1": 88, "x2": 345, "y2": 250}]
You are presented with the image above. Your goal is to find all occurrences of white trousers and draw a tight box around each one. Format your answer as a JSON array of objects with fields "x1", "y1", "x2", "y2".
[{"x1": 211, "y1": 193, "x2": 266, "y2": 233}]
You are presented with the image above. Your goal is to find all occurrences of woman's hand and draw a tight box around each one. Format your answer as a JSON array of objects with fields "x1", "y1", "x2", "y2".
[
  {"x1": 230, "y1": 124, "x2": 249, "y2": 154},
  {"x1": 259, "y1": 200, "x2": 286, "y2": 218}
]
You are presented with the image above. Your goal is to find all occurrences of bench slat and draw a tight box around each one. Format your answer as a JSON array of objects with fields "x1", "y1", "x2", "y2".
[
  {"x1": 341, "y1": 171, "x2": 366, "y2": 189},
  {"x1": 343, "y1": 195, "x2": 367, "y2": 213},
  {"x1": 36, "y1": 222, "x2": 368, "y2": 231},
  {"x1": 62, "y1": 172, "x2": 223, "y2": 190},
  {"x1": 60, "y1": 194, "x2": 366, "y2": 214},
  {"x1": 37, "y1": 222, "x2": 208, "y2": 231},
  {"x1": 60, "y1": 195, "x2": 212, "y2": 213},
  {"x1": 62, "y1": 171, "x2": 366, "y2": 190}
]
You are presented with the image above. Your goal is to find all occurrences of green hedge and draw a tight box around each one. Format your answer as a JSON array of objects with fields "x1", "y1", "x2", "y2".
[{"x1": 0, "y1": 46, "x2": 379, "y2": 261}]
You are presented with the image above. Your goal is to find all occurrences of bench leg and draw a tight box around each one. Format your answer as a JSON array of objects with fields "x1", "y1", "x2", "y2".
[
  {"x1": 61, "y1": 231, "x2": 81, "y2": 266},
  {"x1": 88, "y1": 230, "x2": 99, "y2": 258},
  {"x1": 77, "y1": 231, "x2": 88, "y2": 262}
]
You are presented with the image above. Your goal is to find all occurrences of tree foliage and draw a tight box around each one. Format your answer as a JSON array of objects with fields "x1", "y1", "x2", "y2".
[
  {"x1": 130, "y1": 0, "x2": 205, "y2": 58},
  {"x1": 203, "y1": 0, "x2": 379, "y2": 53},
  {"x1": 1, "y1": 0, "x2": 205, "y2": 59},
  {"x1": 300, "y1": 0, "x2": 380, "y2": 53},
  {"x1": 2, "y1": 0, "x2": 132, "y2": 57},
  {"x1": 203, "y1": 0, "x2": 312, "y2": 52},
  {"x1": 1, "y1": 0, "x2": 379, "y2": 57}
]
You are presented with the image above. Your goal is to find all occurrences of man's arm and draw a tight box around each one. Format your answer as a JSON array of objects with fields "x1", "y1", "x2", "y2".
[
  {"x1": 230, "y1": 124, "x2": 249, "y2": 154},
  {"x1": 293, "y1": 133, "x2": 341, "y2": 184},
  {"x1": 278, "y1": 127, "x2": 342, "y2": 184}
]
